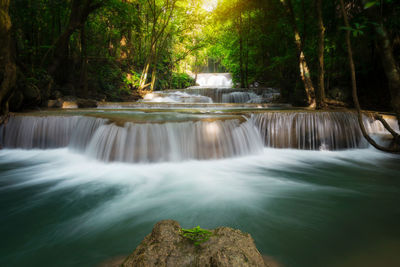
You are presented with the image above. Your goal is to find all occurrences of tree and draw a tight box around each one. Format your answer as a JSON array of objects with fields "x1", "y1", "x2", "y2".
[
  {"x1": 339, "y1": 0, "x2": 399, "y2": 153},
  {"x1": 315, "y1": 0, "x2": 326, "y2": 109},
  {"x1": 138, "y1": 0, "x2": 177, "y2": 93},
  {"x1": 281, "y1": 0, "x2": 316, "y2": 108},
  {"x1": 361, "y1": 0, "x2": 400, "y2": 129},
  {"x1": 46, "y1": 0, "x2": 105, "y2": 76},
  {"x1": 0, "y1": 0, "x2": 16, "y2": 119}
]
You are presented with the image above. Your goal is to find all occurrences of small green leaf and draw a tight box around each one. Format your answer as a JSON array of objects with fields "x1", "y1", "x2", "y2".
[{"x1": 364, "y1": 1, "x2": 379, "y2": 9}]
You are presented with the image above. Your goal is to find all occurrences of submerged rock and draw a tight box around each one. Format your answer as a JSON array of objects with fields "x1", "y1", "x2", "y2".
[{"x1": 122, "y1": 220, "x2": 266, "y2": 267}]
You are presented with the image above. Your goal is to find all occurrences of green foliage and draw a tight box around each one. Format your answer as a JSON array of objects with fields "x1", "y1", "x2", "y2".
[
  {"x1": 364, "y1": 0, "x2": 379, "y2": 9},
  {"x1": 171, "y1": 73, "x2": 195, "y2": 89},
  {"x1": 180, "y1": 226, "x2": 213, "y2": 246},
  {"x1": 123, "y1": 71, "x2": 141, "y2": 89},
  {"x1": 7, "y1": 0, "x2": 400, "y2": 109},
  {"x1": 340, "y1": 23, "x2": 367, "y2": 37}
]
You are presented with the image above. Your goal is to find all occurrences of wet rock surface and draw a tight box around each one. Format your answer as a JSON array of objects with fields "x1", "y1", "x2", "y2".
[
  {"x1": 76, "y1": 98, "x2": 98, "y2": 108},
  {"x1": 122, "y1": 220, "x2": 266, "y2": 267}
]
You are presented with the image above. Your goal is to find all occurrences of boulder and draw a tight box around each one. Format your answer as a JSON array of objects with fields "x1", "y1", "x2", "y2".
[
  {"x1": 122, "y1": 220, "x2": 266, "y2": 267},
  {"x1": 61, "y1": 101, "x2": 78, "y2": 109},
  {"x1": 50, "y1": 90, "x2": 63, "y2": 100},
  {"x1": 22, "y1": 84, "x2": 41, "y2": 105},
  {"x1": 47, "y1": 99, "x2": 63, "y2": 108},
  {"x1": 77, "y1": 98, "x2": 98, "y2": 108}
]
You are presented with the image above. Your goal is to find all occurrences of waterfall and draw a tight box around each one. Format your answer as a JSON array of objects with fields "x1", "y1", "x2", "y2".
[
  {"x1": 0, "y1": 116, "x2": 108, "y2": 149},
  {"x1": 85, "y1": 119, "x2": 263, "y2": 163},
  {"x1": 183, "y1": 88, "x2": 280, "y2": 103},
  {"x1": 196, "y1": 73, "x2": 233, "y2": 87},
  {"x1": 1, "y1": 112, "x2": 398, "y2": 163},
  {"x1": 140, "y1": 88, "x2": 280, "y2": 104},
  {"x1": 222, "y1": 92, "x2": 261, "y2": 103},
  {"x1": 252, "y1": 112, "x2": 399, "y2": 150},
  {"x1": 0, "y1": 116, "x2": 82, "y2": 149},
  {"x1": 0, "y1": 116, "x2": 263, "y2": 163},
  {"x1": 69, "y1": 117, "x2": 109, "y2": 151},
  {"x1": 142, "y1": 91, "x2": 213, "y2": 103}
]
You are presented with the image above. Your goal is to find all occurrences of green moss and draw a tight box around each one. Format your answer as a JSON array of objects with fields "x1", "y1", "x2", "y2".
[{"x1": 180, "y1": 226, "x2": 213, "y2": 246}]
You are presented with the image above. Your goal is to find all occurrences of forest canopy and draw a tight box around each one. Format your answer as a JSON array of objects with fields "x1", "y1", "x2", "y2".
[{"x1": 0, "y1": 0, "x2": 399, "y2": 113}]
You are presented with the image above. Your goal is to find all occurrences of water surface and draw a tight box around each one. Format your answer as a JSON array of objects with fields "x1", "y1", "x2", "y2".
[{"x1": 1, "y1": 148, "x2": 399, "y2": 267}]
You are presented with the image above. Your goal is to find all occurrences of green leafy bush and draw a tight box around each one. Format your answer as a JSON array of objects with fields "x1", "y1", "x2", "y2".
[
  {"x1": 123, "y1": 71, "x2": 141, "y2": 89},
  {"x1": 171, "y1": 73, "x2": 196, "y2": 89}
]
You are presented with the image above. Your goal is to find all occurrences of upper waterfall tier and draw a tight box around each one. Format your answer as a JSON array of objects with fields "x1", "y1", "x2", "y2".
[
  {"x1": 1, "y1": 111, "x2": 398, "y2": 163},
  {"x1": 195, "y1": 73, "x2": 233, "y2": 87}
]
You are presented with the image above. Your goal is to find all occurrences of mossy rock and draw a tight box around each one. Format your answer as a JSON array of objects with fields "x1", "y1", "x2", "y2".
[
  {"x1": 122, "y1": 220, "x2": 267, "y2": 267},
  {"x1": 22, "y1": 84, "x2": 41, "y2": 105}
]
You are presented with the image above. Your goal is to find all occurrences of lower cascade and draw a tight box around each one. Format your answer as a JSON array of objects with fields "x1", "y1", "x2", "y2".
[
  {"x1": 0, "y1": 112, "x2": 398, "y2": 163},
  {"x1": 0, "y1": 116, "x2": 263, "y2": 163}
]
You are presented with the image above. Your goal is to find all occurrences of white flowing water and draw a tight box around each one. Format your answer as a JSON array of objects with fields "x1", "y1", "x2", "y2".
[
  {"x1": 1, "y1": 147, "x2": 400, "y2": 267},
  {"x1": 143, "y1": 91, "x2": 213, "y2": 103},
  {"x1": 0, "y1": 115, "x2": 263, "y2": 163},
  {"x1": 196, "y1": 73, "x2": 233, "y2": 87},
  {"x1": 1, "y1": 107, "x2": 400, "y2": 267},
  {"x1": 183, "y1": 87, "x2": 281, "y2": 103},
  {"x1": 222, "y1": 92, "x2": 262, "y2": 103},
  {"x1": 1, "y1": 112, "x2": 398, "y2": 163},
  {"x1": 141, "y1": 72, "x2": 280, "y2": 104},
  {"x1": 85, "y1": 119, "x2": 262, "y2": 162}
]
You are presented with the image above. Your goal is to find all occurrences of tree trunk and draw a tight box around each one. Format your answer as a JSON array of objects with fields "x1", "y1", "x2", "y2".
[
  {"x1": 281, "y1": 0, "x2": 316, "y2": 108},
  {"x1": 374, "y1": 24, "x2": 400, "y2": 129},
  {"x1": 46, "y1": 0, "x2": 102, "y2": 76},
  {"x1": 150, "y1": 68, "x2": 157, "y2": 91},
  {"x1": 79, "y1": 25, "x2": 89, "y2": 98},
  {"x1": 0, "y1": 0, "x2": 16, "y2": 119},
  {"x1": 139, "y1": 42, "x2": 155, "y2": 91},
  {"x1": 360, "y1": 0, "x2": 400, "y2": 129},
  {"x1": 239, "y1": 13, "x2": 245, "y2": 89},
  {"x1": 245, "y1": 13, "x2": 251, "y2": 89},
  {"x1": 315, "y1": 0, "x2": 326, "y2": 109},
  {"x1": 339, "y1": 0, "x2": 399, "y2": 153}
]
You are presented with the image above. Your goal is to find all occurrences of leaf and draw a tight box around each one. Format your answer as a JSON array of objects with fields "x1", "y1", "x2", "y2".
[
  {"x1": 364, "y1": 1, "x2": 379, "y2": 9},
  {"x1": 339, "y1": 26, "x2": 353, "y2": 31}
]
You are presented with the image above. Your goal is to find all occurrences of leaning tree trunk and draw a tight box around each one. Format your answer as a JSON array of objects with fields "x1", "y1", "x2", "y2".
[
  {"x1": 339, "y1": 0, "x2": 399, "y2": 153},
  {"x1": 281, "y1": 0, "x2": 316, "y2": 108},
  {"x1": 0, "y1": 0, "x2": 16, "y2": 121},
  {"x1": 373, "y1": 22, "x2": 400, "y2": 129},
  {"x1": 315, "y1": 0, "x2": 326, "y2": 109},
  {"x1": 46, "y1": 0, "x2": 102, "y2": 76},
  {"x1": 361, "y1": 0, "x2": 400, "y2": 129},
  {"x1": 138, "y1": 48, "x2": 154, "y2": 92}
]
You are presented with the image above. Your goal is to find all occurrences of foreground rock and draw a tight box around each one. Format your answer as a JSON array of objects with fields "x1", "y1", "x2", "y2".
[{"x1": 122, "y1": 220, "x2": 266, "y2": 267}]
